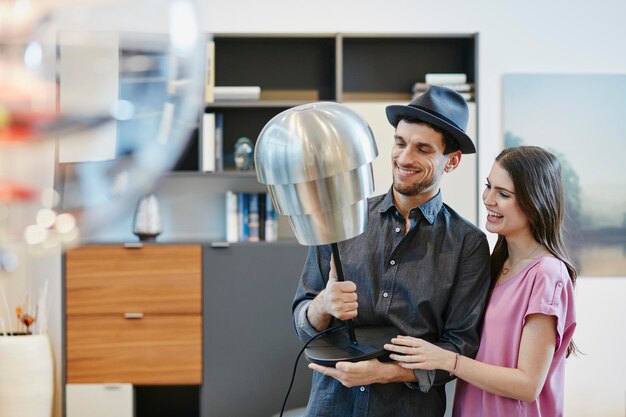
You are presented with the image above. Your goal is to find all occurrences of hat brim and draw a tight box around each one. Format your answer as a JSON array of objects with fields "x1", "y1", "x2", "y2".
[{"x1": 385, "y1": 105, "x2": 476, "y2": 154}]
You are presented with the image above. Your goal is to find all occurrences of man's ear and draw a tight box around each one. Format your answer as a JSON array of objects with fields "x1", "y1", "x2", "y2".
[{"x1": 444, "y1": 151, "x2": 462, "y2": 173}]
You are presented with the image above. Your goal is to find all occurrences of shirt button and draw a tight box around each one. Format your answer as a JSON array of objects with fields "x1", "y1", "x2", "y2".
[
  {"x1": 390, "y1": 260, "x2": 396, "y2": 266},
  {"x1": 360, "y1": 386, "x2": 366, "y2": 392},
  {"x1": 395, "y1": 227, "x2": 401, "y2": 233},
  {"x1": 383, "y1": 292, "x2": 389, "y2": 298}
]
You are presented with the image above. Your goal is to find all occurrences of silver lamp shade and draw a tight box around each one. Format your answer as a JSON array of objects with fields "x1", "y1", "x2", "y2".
[{"x1": 255, "y1": 102, "x2": 378, "y2": 245}]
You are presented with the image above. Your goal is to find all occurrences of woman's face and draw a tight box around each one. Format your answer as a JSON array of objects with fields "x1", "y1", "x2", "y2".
[{"x1": 482, "y1": 162, "x2": 529, "y2": 238}]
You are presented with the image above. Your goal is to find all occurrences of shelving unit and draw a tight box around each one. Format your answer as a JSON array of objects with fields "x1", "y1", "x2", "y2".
[
  {"x1": 177, "y1": 33, "x2": 477, "y2": 170},
  {"x1": 175, "y1": 32, "x2": 479, "y2": 225},
  {"x1": 63, "y1": 32, "x2": 479, "y2": 243}
]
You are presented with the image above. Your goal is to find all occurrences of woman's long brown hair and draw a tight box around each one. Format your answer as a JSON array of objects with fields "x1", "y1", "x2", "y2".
[{"x1": 490, "y1": 146, "x2": 578, "y2": 357}]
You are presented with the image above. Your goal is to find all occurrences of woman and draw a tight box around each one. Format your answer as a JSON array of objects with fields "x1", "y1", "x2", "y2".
[{"x1": 385, "y1": 146, "x2": 577, "y2": 417}]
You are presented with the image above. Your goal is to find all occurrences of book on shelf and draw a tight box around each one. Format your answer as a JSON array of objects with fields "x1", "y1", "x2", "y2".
[
  {"x1": 418, "y1": 73, "x2": 474, "y2": 101},
  {"x1": 204, "y1": 40, "x2": 215, "y2": 104},
  {"x1": 225, "y1": 191, "x2": 278, "y2": 242},
  {"x1": 425, "y1": 73, "x2": 467, "y2": 85},
  {"x1": 412, "y1": 82, "x2": 474, "y2": 93},
  {"x1": 225, "y1": 190, "x2": 238, "y2": 243},
  {"x1": 264, "y1": 193, "x2": 278, "y2": 242},
  {"x1": 258, "y1": 192, "x2": 266, "y2": 241},
  {"x1": 412, "y1": 90, "x2": 474, "y2": 102},
  {"x1": 237, "y1": 192, "x2": 250, "y2": 242},
  {"x1": 248, "y1": 193, "x2": 261, "y2": 242},
  {"x1": 214, "y1": 112, "x2": 224, "y2": 172},
  {"x1": 214, "y1": 86, "x2": 261, "y2": 101},
  {"x1": 201, "y1": 112, "x2": 215, "y2": 172}
]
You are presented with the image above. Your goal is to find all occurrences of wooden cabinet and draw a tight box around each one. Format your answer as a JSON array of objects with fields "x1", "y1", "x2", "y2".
[{"x1": 64, "y1": 244, "x2": 202, "y2": 385}]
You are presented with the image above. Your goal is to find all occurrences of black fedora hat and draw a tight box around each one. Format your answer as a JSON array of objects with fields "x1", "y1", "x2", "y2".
[{"x1": 385, "y1": 85, "x2": 476, "y2": 154}]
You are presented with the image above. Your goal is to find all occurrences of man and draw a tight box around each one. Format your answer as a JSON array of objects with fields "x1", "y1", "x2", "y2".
[{"x1": 292, "y1": 85, "x2": 491, "y2": 417}]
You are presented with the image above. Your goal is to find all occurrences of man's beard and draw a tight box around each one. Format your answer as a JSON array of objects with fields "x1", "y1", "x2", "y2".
[{"x1": 393, "y1": 176, "x2": 435, "y2": 197}]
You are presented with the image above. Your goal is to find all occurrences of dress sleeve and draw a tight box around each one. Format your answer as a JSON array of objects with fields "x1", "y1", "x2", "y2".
[{"x1": 524, "y1": 258, "x2": 573, "y2": 350}]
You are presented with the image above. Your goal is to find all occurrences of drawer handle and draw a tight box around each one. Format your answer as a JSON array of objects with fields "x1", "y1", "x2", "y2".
[
  {"x1": 124, "y1": 312, "x2": 144, "y2": 319},
  {"x1": 211, "y1": 241, "x2": 230, "y2": 248},
  {"x1": 124, "y1": 243, "x2": 143, "y2": 249}
]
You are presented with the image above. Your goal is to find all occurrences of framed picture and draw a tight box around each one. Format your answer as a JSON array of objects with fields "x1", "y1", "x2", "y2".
[{"x1": 503, "y1": 74, "x2": 626, "y2": 276}]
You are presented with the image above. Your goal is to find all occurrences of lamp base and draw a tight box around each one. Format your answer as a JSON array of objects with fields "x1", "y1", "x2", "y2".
[{"x1": 305, "y1": 325, "x2": 398, "y2": 367}]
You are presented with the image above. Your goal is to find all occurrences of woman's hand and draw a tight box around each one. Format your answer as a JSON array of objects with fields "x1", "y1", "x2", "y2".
[{"x1": 384, "y1": 336, "x2": 457, "y2": 372}]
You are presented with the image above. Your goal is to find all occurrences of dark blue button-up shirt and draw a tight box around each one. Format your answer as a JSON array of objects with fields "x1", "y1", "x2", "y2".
[{"x1": 293, "y1": 190, "x2": 491, "y2": 417}]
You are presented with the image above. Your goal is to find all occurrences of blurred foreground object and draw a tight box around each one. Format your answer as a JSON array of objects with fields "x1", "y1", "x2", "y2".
[{"x1": 0, "y1": 0, "x2": 204, "y2": 270}]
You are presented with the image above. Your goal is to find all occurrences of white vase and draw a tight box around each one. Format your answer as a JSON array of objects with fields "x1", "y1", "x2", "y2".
[
  {"x1": 132, "y1": 193, "x2": 163, "y2": 242},
  {"x1": 0, "y1": 334, "x2": 54, "y2": 417}
]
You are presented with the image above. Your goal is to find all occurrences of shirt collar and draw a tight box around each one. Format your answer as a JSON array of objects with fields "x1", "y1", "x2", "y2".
[{"x1": 378, "y1": 188, "x2": 443, "y2": 225}]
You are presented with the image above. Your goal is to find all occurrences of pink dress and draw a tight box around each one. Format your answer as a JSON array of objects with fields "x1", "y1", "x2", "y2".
[{"x1": 453, "y1": 256, "x2": 576, "y2": 417}]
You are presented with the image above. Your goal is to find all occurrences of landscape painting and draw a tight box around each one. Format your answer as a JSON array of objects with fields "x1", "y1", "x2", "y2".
[{"x1": 503, "y1": 74, "x2": 626, "y2": 276}]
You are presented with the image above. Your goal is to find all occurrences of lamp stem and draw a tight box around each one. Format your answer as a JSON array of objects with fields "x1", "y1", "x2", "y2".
[{"x1": 331, "y1": 243, "x2": 358, "y2": 345}]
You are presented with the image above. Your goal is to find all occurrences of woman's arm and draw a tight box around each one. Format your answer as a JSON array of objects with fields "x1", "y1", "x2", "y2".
[{"x1": 384, "y1": 313, "x2": 557, "y2": 402}]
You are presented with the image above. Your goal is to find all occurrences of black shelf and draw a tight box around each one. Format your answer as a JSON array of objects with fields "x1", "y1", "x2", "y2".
[
  {"x1": 172, "y1": 32, "x2": 478, "y2": 183},
  {"x1": 214, "y1": 36, "x2": 337, "y2": 101},
  {"x1": 342, "y1": 36, "x2": 475, "y2": 98}
]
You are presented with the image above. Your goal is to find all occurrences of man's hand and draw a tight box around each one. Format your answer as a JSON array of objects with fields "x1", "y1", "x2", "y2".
[
  {"x1": 307, "y1": 254, "x2": 358, "y2": 331},
  {"x1": 308, "y1": 359, "x2": 416, "y2": 387}
]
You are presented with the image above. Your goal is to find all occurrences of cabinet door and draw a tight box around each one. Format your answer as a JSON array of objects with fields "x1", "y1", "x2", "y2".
[
  {"x1": 65, "y1": 244, "x2": 203, "y2": 385},
  {"x1": 66, "y1": 245, "x2": 202, "y2": 315},
  {"x1": 66, "y1": 315, "x2": 202, "y2": 384},
  {"x1": 201, "y1": 242, "x2": 310, "y2": 417}
]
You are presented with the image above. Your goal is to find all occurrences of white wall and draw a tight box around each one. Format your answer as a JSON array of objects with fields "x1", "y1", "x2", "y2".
[{"x1": 194, "y1": 1, "x2": 626, "y2": 416}]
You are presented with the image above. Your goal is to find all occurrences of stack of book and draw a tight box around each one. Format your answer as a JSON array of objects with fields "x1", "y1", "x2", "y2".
[
  {"x1": 225, "y1": 191, "x2": 278, "y2": 243},
  {"x1": 412, "y1": 73, "x2": 475, "y2": 102},
  {"x1": 213, "y1": 86, "x2": 261, "y2": 101}
]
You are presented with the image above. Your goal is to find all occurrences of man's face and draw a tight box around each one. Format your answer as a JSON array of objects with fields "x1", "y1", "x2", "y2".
[{"x1": 390, "y1": 120, "x2": 452, "y2": 197}]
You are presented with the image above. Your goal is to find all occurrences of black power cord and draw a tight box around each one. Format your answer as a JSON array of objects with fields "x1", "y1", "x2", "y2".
[{"x1": 279, "y1": 324, "x2": 346, "y2": 417}]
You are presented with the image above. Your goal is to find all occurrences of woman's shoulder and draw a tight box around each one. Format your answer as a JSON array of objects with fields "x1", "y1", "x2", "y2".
[
  {"x1": 528, "y1": 255, "x2": 570, "y2": 286},
  {"x1": 535, "y1": 255, "x2": 565, "y2": 270}
]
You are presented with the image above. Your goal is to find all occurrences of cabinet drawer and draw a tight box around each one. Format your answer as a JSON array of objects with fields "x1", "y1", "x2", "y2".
[
  {"x1": 66, "y1": 245, "x2": 201, "y2": 315},
  {"x1": 66, "y1": 315, "x2": 202, "y2": 384}
]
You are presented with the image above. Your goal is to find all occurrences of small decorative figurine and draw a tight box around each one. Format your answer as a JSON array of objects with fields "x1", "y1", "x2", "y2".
[{"x1": 234, "y1": 137, "x2": 254, "y2": 171}]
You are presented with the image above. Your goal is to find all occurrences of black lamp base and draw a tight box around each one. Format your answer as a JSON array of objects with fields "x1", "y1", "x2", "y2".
[{"x1": 305, "y1": 325, "x2": 398, "y2": 367}]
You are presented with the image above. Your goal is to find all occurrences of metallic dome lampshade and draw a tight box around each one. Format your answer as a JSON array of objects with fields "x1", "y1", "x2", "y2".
[
  {"x1": 255, "y1": 102, "x2": 378, "y2": 246},
  {"x1": 255, "y1": 102, "x2": 397, "y2": 367}
]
